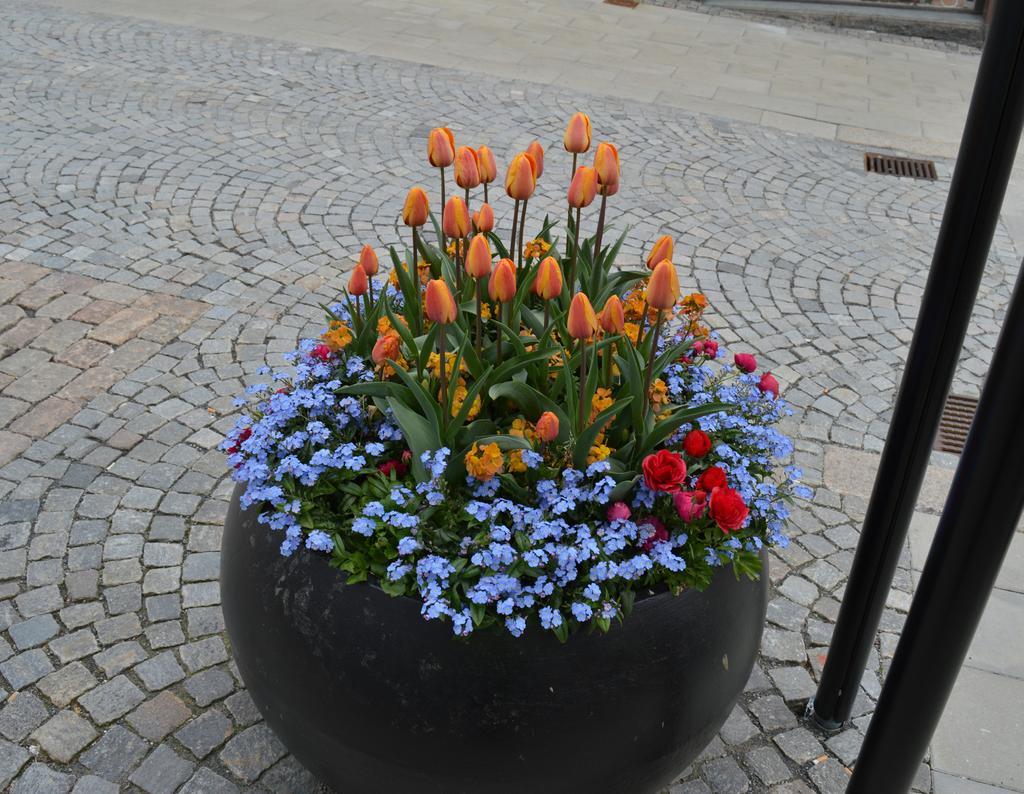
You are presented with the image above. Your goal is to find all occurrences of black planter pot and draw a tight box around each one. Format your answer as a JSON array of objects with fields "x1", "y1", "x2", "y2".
[{"x1": 221, "y1": 485, "x2": 768, "y2": 794}]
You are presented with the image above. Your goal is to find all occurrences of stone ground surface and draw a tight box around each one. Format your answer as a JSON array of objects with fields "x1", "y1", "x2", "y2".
[{"x1": 0, "y1": 1, "x2": 1023, "y2": 793}]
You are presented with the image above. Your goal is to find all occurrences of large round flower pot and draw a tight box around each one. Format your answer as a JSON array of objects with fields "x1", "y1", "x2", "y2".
[{"x1": 221, "y1": 485, "x2": 769, "y2": 794}]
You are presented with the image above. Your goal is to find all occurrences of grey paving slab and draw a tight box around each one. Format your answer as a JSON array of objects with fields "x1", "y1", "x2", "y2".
[{"x1": 0, "y1": 1, "x2": 1020, "y2": 792}]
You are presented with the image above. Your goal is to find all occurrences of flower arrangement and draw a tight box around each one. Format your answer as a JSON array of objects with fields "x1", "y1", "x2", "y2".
[{"x1": 224, "y1": 114, "x2": 806, "y2": 640}]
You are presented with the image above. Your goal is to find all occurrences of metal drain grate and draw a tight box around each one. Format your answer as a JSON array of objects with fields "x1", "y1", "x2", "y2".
[
  {"x1": 934, "y1": 393, "x2": 978, "y2": 454},
  {"x1": 604, "y1": 0, "x2": 638, "y2": 6},
  {"x1": 864, "y1": 152, "x2": 937, "y2": 181}
]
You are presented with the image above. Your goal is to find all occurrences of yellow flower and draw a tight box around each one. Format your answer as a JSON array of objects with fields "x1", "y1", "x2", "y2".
[
  {"x1": 427, "y1": 351, "x2": 466, "y2": 380},
  {"x1": 321, "y1": 320, "x2": 353, "y2": 351},
  {"x1": 650, "y1": 378, "x2": 669, "y2": 411},
  {"x1": 507, "y1": 449, "x2": 527, "y2": 473},
  {"x1": 624, "y1": 322, "x2": 641, "y2": 345},
  {"x1": 622, "y1": 289, "x2": 648, "y2": 322},
  {"x1": 591, "y1": 387, "x2": 613, "y2": 421},
  {"x1": 446, "y1": 239, "x2": 467, "y2": 258},
  {"x1": 465, "y1": 442, "x2": 504, "y2": 481},
  {"x1": 480, "y1": 302, "x2": 493, "y2": 320},
  {"x1": 681, "y1": 292, "x2": 709, "y2": 316},
  {"x1": 509, "y1": 417, "x2": 538, "y2": 443},
  {"x1": 451, "y1": 382, "x2": 481, "y2": 420},
  {"x1": 522, "y1": 238, "x2": 551, "y2": 260},
  {"x1": 587, "y1": 431, "x2": 612, "y2": 465}
]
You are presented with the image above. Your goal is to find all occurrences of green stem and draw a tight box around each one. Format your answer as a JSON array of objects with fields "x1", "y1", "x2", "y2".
[
  {"x1": 603, "y1": 338, "x2": 613, "y2": 388},
  {"x1": 483, "y1": 182, "x2": 489, "y2": 203},
  {"x1": 412, "y1": 227, "x2": 422, "y2": 335},
  {"x1": 438, "y1": 324, "x2": 448, "y2": 416},
  {"x1": 642, "y1": 312, "x2": 663, "y2": 417},
  {"x1": 440, "y1": 168, "x2": 447, "y2": 250},
  {"x1": 636, "y1": 299, "x2": 649, "y2": 348},
  {"x1": 568, "y1": 207, "x2": 581, "y2": 292},
  {"x1": 509, "y1": 199, "x2": 520, "y2": 265},
  {"x1": 517, "y1": 199, "x2": 528, "y2": 274},
  {"x1": 592, "y1": 193, "x2": 608, "y2": 268},
  {"x1": 567, "y1": 152, "x2": 577, "y2": 243},
  {"x1": 577, "y1": 338, "x2": 588, "y2": 432},
  {"x1": 475, "y1": 281, "x2": 483, "y2": 359}
]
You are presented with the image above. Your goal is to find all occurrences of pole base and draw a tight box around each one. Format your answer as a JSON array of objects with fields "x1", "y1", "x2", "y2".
[{"x1": 805, "y1": 698, "x2": 845, "y2": 734}]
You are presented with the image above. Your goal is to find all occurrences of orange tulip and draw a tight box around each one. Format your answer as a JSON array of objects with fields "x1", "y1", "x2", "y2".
[
  {"x1": 567, "y1": 292, "x2": 598, "y2": 341},
  {"x1": 473, "y1": 202, "x2": 495, "y2": 233},
  {"x1": 348, "y1": 263, "x2": 368, "y2": 296},
  {"x1": 372, "y1": 332, "x2": 401, "y2": 365},
  {"x1": 599, "y1": 295, "x2": 625, "y2": 334},
  {"x1": 488, "y1": 259, "x2": 517, "y2": 303},
  {"x1": 593, "y1": 142, "x2": 620, "y2": 196},
  {"x1": 428, "y1": 127, "x2": 455, "y2": 168},
  {"x1": 526, "y1": 141, "x2": 545, "y2": 179},
  {"x1": 402, "y1": 187, "x2": 429, "y2": 227},
  {"x1": 476, "y1": 145, "x2": 497, "y2": 184},
  {"x1": 646, "y1": 260, "x2": 679, "y2": 311},
  {"x1": 442, "y1": 196, "x2": 471, "y2": 240},
  {"x1": 567, "y1": 166, "x2": 598, "y2": 209},
  {"x1": 532, "y1": 257, "x2": 563, "y2": 301},
  {"x1": 465, "y1": 234, "x2": 493, "y2": 279},
  {"x1": 454, "y1": 146, "x2": 480, "y2": 190},
  {"x1": 563, "y1": 112, "x2": 592, "y2": 154},
  {"x1": 645, "y1": 235, "x2": 673, "y2": 270},
  {"x1": 536, "y1": 411, "x2": 559, "y2": 442},
  {"x1": 505, "y1": 153, "x2": 536, "y2": 201},
  {"x1": 424, "y1": 279, "x2": 458, "y2": 325},
  {"x1": 359, "y1": 244, "x2": 379, "y2": 276}
]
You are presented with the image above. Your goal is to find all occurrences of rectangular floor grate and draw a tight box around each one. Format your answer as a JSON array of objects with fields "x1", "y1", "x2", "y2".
[
  {"x1": 864, "y1": 152, "x2": 938, "y2": 180},
  {"x1": 933, "y1": 393, "x2": 978, "y2": 454}
]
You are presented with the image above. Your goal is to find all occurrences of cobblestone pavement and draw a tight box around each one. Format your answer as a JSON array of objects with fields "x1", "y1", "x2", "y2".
[{"x1": 0, "y1": 2, "x2": 1021, "y2": 793}]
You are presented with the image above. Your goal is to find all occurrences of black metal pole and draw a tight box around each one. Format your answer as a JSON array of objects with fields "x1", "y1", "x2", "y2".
[
  {"x1": 847, "y1": 257, "x2": 1024, "y2": 793},
  {"x1": 811, "y1": 1, "x2": 1024, "y2": 729}
]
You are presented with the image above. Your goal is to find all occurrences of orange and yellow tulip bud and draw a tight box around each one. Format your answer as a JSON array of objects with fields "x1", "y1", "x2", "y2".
[
  {"x1": 593, "y1": 142, "x2": 620, "y2": 196},
  {"x1": 473, "y1": 202, "x2": 494, "y2": 233},
  {"x1": 505, "y1": 153, "x2": 536, "y2": 201},
  {"x1": 402, "y1": 187, "x2": 429, "y2": 227},
  {"x1": 442, "y1": 196, "x2": 471, "y2": 240},
  {"x1": 372, "y1": 332, "x2": 400, "y2": 365},
  {"x1": 526, "y1": 141, "x2": 545, "y2": 179},
  {"x1": 477, "y1": 145, "x2": 497, "y2": 184},
  {"x1": 645, "y1": 235, "x2": 673, "y2": 270},
  {"x1": 488, "y1": 258, "x2": 517, "y2": 303},
  {"x1": 536, "y1": 411, "x2": 559, "y2": 442},
  {"x1": 454, "y1": 146, "x2": 480, "y2": 190},
  {"x1": 567, "y1": 166, "x2": 598, "y2": 209},
  {"x1": 359, "y1": 244, "x2": 379, "y2": 276},
  {"x1": 424, "y1": 279, "x2": 458, "y2": 325},
  {"x1": 465, "y1": 234, "x2": 493, "y2": 279},
  {"x1": 348, "y1": 263, "x2": 368, "y2": 296},
  {"x1": 563, "y1": 112, "x2": 592, "y2": 154},
  {"x1": 567, "y1": 292, "x2": 599, "y2": 341},
  {"x1": 532, "y1": 257, "x2": 563, "y2": 301},
  {"x1": 646, "y1": 260, "x2": 679, "y2": 311},
  {"x1": 599, "y1": 295, "x2": 626, "y2": 334},
  {"x1": 427, "y1": 127, "x2": 455, "y2": 168}
]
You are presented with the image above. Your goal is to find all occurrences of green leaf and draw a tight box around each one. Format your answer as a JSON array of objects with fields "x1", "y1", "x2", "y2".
[
  {"x1": 389, "y1": 362, "x2": 443, "y2": 427},
  {"x1": 608, "y1": 474, "x2": 639, "y2": 503},
  {"x1": 386, "y1": 397, "x2": 440, "y2": 481},
  {"x1": 487, "y1": 382, "x2": 571, "y2": 441},
  {"x1": 636, "y1": 401, "x2": 731, "y2": 460}
]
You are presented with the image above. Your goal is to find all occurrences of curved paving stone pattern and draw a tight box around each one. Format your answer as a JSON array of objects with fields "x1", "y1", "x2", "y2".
[{"x1": 0, "y1": 2, "x2": 1019, "y2": 792}]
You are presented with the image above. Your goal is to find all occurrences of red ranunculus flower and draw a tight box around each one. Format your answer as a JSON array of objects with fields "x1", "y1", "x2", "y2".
[
  {"x1": 642, "y1": 450, "x2": 687, "y2": 492},
  {"x1": 734, "y1": 352, "x2": 757, "y2": 373},
  {"x1": 697, "y1": 465, "x2": 728, "y2": 492},
  {"x1": 683, "y1": 429, "x2": 712, "y2": 458},
  {"x1": 311, "y1": 344, "x2": 332, "y2": 361},
  {"x1": 703, "y1": 340, "x2": 719, "y2": 358},
  {"x1": 758, "y1": 372, "x2": 780, "y2": 398},
  {"x1": 378, "y1": 459, "x2": 409, "y2": 478},
  {"x1": 709, "y1": 486, "x2": 749, "y2": 532},
  {"x1": 227, "y1": 426, "x2": 252, "y2": 455}
]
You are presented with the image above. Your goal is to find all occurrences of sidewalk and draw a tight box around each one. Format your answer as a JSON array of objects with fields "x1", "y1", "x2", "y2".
[{"x1": 3, "y1": 1, "x2": 1023, "y2": 792}]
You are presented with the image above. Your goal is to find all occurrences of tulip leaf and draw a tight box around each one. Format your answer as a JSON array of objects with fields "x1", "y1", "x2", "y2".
[
  {"x1": 487, "y1": 382, "x2": 571, "y2": 442},
  {"x1": 446, "y1": 365, "x2": 495, "y2": 442},
  {"x1": 385, "y1": 397, "x2": 439, "y2": 482},
  {"x1": 474, "y1": 434, "x2": 534, "y2": 451},
  {"x1": 383, "y1": 298, "x2": 420, "y2": 374},
  {"x1": 388, "y1": 360, "x2": 442, "y2": 428},
  {"x1": 636, "y1": 401, "x2": 732, "y2": 460}
]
